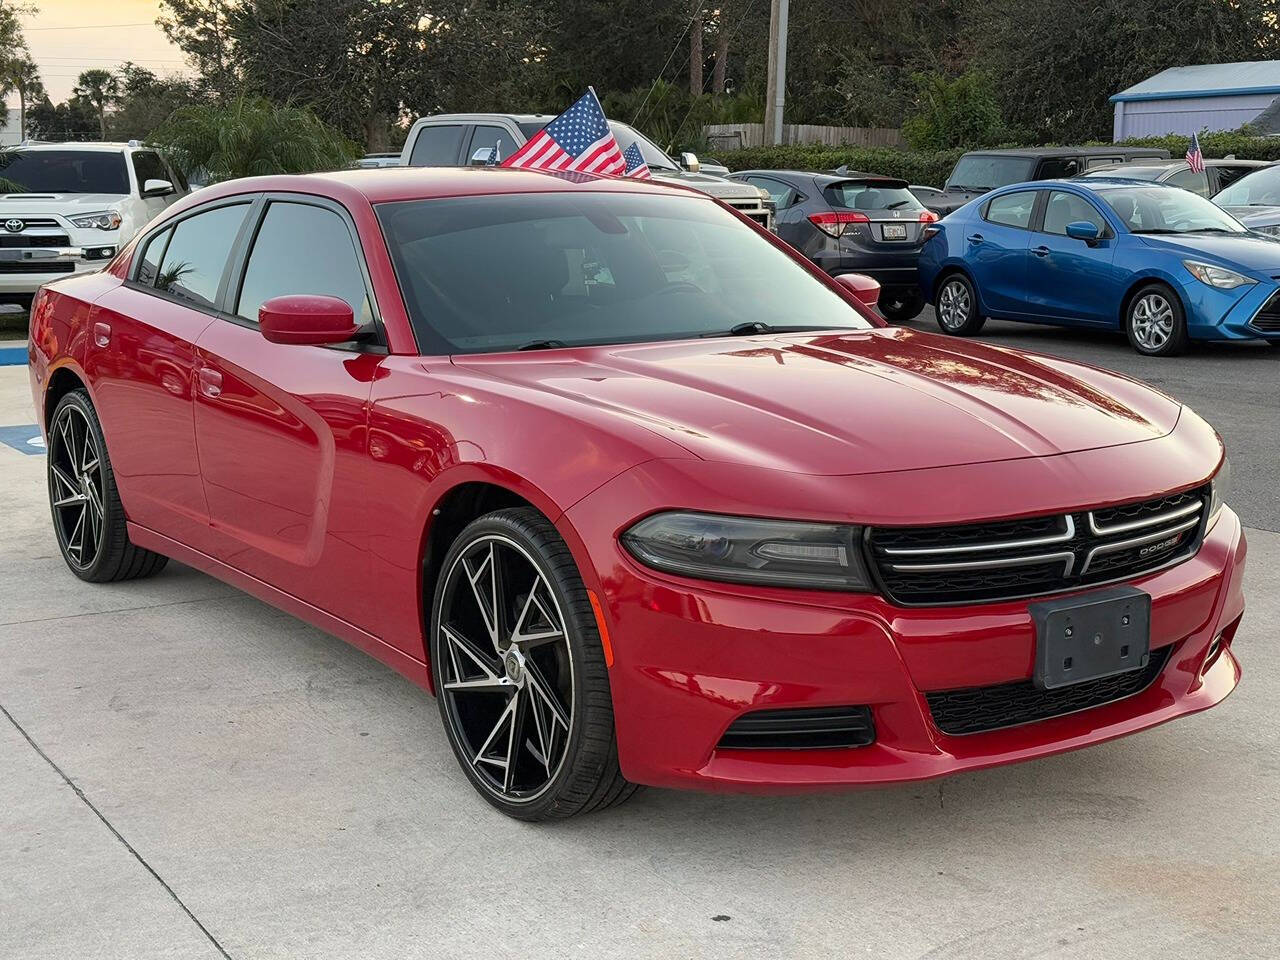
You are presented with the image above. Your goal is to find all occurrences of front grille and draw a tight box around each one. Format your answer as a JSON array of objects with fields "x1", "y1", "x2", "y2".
[
  {"x1": 718, "y1": 705, "x2": 875, "y2": 750},
  {"x1": 0, "y1": 233, "x2": 70, "y2": 248},
  {"x1": 868, "y1": 487, "x2": 1208, "y2": 606},
  {"x1": 724, "y1": 198, "x2": 774, "y2": 229},
  {"x1": 0, "y1": 261, "x2": 75, "y2": 274},
  {"x1": 926, "y1": 645, "x2": 1171, "y2": 736},
  {"x1": 1249, "y1": 289, "x2": 1280, "y2": 332},
  {"x1": 0, "y1": 217, "x2": 58, "y2": 230}
]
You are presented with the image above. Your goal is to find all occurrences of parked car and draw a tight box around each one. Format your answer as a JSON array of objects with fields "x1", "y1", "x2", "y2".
[
  {"x1": 924, "y1": 146, "x2": 1171, "y2": 217},
  {"x1": 1082, "y1": 157, "x2": 1268, "y2": 197},
  {"x1": 399, "y1": 112, "x2": 773, "y2": 229},
  {"x1": 0, "y1": 141, "x2": 188, "y2": 305},
  {"x1": 728, "y1": 168, "x2": 938, "y2": 321},
  {"x1": 918, "y1": 177, "x2": 1280, "y2": 355},
  {"x1": 30, "y1": 166, "x2": 1242, "y2": 819},
  {"x1": 1212, "y1": 162, "x2": 1280, "y2": 236}
]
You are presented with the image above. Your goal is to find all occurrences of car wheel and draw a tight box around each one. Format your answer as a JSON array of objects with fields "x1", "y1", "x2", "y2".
[
  {"x1": 878, "y1": 290, "x2": 926, "y2": 323},
  {"x1": 47, "y1": 390, "x2": 168, "y2": 582},
  {"x1": 429, "y1": 506, "x2": 636, "y2": 820},
  {"x1": 1125, "y1": 284, "x2": 1188, "y2": 357},
  {"x1": 935, "y1": 273, "x2": 987, "y2": 335}
]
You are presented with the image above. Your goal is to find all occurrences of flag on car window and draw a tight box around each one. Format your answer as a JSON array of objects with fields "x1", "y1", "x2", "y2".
[
  {"x1": 1186, "y1": 131, "x2": 1205, "y2": 175},
  {"x1": 486, "y1": 142, "x2": 500, "y2": 166},
  {"x1": 501, "y1": 89, "x2": 626, "y2": 176},
  {"x1": 623, "y1": 142, "x2": 651, "y2": 180}
]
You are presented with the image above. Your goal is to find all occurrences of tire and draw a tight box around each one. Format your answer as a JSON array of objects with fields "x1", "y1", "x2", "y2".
[
  {"x1": 47, "y1": 389, "x2": 168, "y2": 583},
  {"x1": 1125, "y1": 283, "x2": 1188, "y2": 357},
  {"x1": 878, "y1": 289, "x2": 926, "y2": 323},
  {"x1": 429, "y1": 506, "x2": 636, "y2": 820},
  {"x1": 934, "y1": 272, "x2": 987, "y2": 335}
]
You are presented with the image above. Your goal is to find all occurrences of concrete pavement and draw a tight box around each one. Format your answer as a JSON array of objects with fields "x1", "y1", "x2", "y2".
[{"x1": 1, "y1": 358, "x2": 1276, "y2": 959}]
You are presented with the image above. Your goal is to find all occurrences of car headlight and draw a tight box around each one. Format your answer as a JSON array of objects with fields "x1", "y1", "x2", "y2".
[
  {"x1": 70, "y1": 211, "x2": 122, "y2": 230},
  {"x1": 1253, "y1": 223, "x2": 1280, "y2": 237},
  {"x1": 621, "y1": 511, "x2": 872, "y2": 590},
  {"x1": 1182, "y1": 260, "x2": 1255, "y2": 290},
  {"x1": 1207, "y1": 456, "x2": 1231, "y2": 530}
]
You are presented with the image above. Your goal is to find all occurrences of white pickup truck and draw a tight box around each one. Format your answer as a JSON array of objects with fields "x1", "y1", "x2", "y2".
[
  {"x1": 0, "y1": 141, "x2": 188, "y2": 305},
  {"x1": 399, "y1": 113, "x2": 774, "y2": 231}
]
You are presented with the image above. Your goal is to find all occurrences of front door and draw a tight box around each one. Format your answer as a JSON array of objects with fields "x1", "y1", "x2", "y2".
[
  {"x1": 1025, "y1": 190, "x2": 1118, "y2": 324},
  {"x1": 192, "y1": 196, "x2": 384, "y2": 631}
]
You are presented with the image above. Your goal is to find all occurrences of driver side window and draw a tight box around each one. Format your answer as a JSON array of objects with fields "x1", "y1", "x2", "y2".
[{"x1": 1042, "y1": 191, "x2": 1107, "y2": 236}]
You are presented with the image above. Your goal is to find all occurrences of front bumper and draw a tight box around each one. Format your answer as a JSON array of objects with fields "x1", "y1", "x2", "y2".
[
  {"x1": 1181, "y1": 276, "x2": 1280, "y2": 341},
  {"x1": 565, "y1": 462, "x2": 1245, "y2": 793}
]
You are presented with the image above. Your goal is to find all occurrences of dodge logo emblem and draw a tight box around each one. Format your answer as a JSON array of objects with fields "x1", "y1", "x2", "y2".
[{"x1": 3, "y1": 219, "x2": 23, "y2": 233}]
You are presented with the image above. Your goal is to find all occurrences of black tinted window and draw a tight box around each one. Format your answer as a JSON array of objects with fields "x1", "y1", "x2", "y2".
[
  {"x1": 466, "y1": 125, "x2": 510, "y2": 165},
  {"x1": 131, "y1": 151, "x2": 166, "y2": 190},
  {"x1": 408, "y1": 125, "x2": 464, "y2": 166},
  {"x1": 137, "y1": 227, "x2": 171, "y2": 285},
  {"x1": 745, "y1": 176, "x2": 797, "y2": 208},
  {"x1": 236, "y1": 202, "x2": 372, "y2": 325},
  {"x1": 984, "y1": 191, "x2": 1037, "y2": 229},
  {"x1": 0, "y1": 149, "x2": 129, "y2": 193},
  {"x1": 154, "y1": 204, "x2": 249, "y2": 308}
]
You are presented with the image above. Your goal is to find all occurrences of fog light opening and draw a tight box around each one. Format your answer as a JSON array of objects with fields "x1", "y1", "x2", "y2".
[{"x1": 1201, "y1": 617, "x2": 1240, "y2": 677}]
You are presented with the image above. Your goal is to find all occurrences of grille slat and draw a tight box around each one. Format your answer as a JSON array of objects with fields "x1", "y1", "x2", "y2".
[
  {"x1": 0, "y1": 234, "x2": 70, "y2": 248},
  {"x1": 1250, "y1": 289, "x2": 1280, "y2": 332},
  {"x1": 718, "y1": 705, "x2": 875, "y2": 750},
  {"x1": 868, "y1": 488, "x2": 1208, "y2": 606},
  {"x1": 0, "y1": 261, "x2": 74, "y2": 274},
  {"x1": 926, "y1": 646, "x2": 1171, "y2": 736}
]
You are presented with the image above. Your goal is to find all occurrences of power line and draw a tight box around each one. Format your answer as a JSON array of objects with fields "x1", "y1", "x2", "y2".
[
  {"x1": 21, "y1": 22, "x2": 157, "y2": 31},
  {"x1": 630, "y1": 0, "x2": 711, "y2": 127}
]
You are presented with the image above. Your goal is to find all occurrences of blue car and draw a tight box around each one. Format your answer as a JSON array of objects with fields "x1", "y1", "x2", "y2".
[{"x1": 917, "y1": 177, "x2": 1280, "y2": 356}]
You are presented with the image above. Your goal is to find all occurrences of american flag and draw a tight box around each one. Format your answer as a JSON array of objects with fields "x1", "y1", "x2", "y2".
[
  {"x1": 501, "y1": 89, "x2": 626, "y2": 176},
  {"x1": 1186, "y1": 131, "x2": 1205, "y2": 175},
  {"x1": 623, "y1": 142, "x2": 651, "y2": 180}
]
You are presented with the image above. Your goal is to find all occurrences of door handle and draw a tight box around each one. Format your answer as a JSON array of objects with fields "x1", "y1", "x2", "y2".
[
  {"x1": 197, "y1": 367, "x2": 223, "y2": 399},
  {"x1": 1032, "y1": 245, "x2": 1050, "y2": 257},
  {"x1": 93, "y1": 321, "x2": 111, "y2": 347},
  {"x1": 966, "y1": 233, "x2": 984, "y2": 243}
]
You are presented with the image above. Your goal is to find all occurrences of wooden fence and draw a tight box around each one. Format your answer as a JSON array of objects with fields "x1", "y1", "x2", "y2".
[{"x1": 702, "y1": 123, "x2": 904, "y2": 151}]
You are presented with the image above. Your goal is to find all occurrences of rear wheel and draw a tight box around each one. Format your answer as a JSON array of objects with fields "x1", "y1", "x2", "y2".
[
  {"x1": 1125, "y1": 283, "x2": 1188, "y2": 357},
  {"x1": 878, "y1": 289, "x2": 926, "y2": 323},
  {"x1": 47, "y1": 390, "x2": 168, "y2": 582},
  {"x1": 934, "y1": 273, "x2": 987, "y2": 335},
  {"x1": 429, "y1": 507, "x2": 636, "y2": 820}
]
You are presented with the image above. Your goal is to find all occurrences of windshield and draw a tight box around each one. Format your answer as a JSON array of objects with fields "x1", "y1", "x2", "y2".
[
  {"x1": 945, "y1": 155, "x2": 1035, "y2": 192},
  {"x1": 607, "y1": 122, "x2": 680, "y2": 172},
  {"x1": 377, "y1": 192, "x2": 872, "y2": 354},
  {"x1": 1214, "y1": 165, "x2": 1280, "y2": 207},
  {"x1": 0, "y1": 149, "x2": 129, "y2": 194},
  {"x1": 1100, "y1": 186, "x2": 1246, "y2": 234}
]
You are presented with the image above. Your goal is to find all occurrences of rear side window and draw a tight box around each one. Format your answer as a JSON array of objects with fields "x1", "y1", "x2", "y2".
[
  {"x1": 1214, "y1": 166, "x2": 1252, "y2": 191},
  {"x1": 984, "y1": 191, "x2": 1037, "y2": 229},
  {"x1": 131, "y1": 151, "x2": 166, "y2": 191},
  {"x1": 825, "y1": 180, "x2": 921, "y2": 212},
  {"x1": 408, "y1": 125, "x2": 464, "y2": 166},
  {"x1": 744, "y1": 176, "x2": 798, "y2": 209},
  {"x1": 1042, "y1": 191, "x2": 1107, "y2": 236},
  {"x1": 1166, "y1": 168, "x2": 1209, "y2": 196},
  {"x1": 137, "y1": 227, "x2": 171, "y2": 285},
  {"x1": 1036, "y1": 157, "x2": 1082, "y2": 179},
  {"x1": 236, "y1": 201, "x2": 372, "y2": 325},
  {"x1": 152, "y1": 203, "x2": 250, "y2": 308}
]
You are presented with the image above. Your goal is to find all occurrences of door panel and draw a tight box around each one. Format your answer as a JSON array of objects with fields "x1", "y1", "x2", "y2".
[
  {"x1": 1025, "y1": 190, "x2": 1119, "y2": 324},
  {"x1": 968, "y1": 191, "x2": 1037, "y2": 314}
]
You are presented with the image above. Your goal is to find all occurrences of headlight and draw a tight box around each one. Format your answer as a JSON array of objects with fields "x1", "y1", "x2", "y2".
[
  {"x1": 70, "y1": 211, "x2": 122, "y2": 230},
  {"x1": 1253, "y1": 224, "x2": 1280, "y2": 237},
  {"x1": 1207, "y1": 456, "x2": 1231, "y2": 530},
  {"x1": 621, "y1": 511, "x2": 872, "y2": 590},
  {"x1": 1182, "y1": 260, "x2": 1255, "y2": 290}
]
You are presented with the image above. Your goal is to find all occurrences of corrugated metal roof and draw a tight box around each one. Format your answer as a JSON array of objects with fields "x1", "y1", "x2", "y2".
[{"x1": 1111, "y1": 61, "x2": 1280, "y2": 102}]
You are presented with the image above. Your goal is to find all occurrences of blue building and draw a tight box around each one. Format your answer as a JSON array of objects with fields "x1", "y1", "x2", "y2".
[{"x1": 1111, "y1": 61, "x2": 1280, "y2": 140}]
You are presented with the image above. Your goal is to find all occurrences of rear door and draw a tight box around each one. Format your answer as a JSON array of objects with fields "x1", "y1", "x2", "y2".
[
  {"x1": 966, "y1": 189, "x2": 1037, "y2": 314},
  {"x1": 192, "y1": 194, "x2": 386, "y2": 630},
  {"x1": 1025, "y1": 189, "x2": 1118, "y2": 324}
]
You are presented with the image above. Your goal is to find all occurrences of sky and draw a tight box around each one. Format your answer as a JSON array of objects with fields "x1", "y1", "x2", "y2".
[{"x1": 12, "y1": 0, "x2": 188, "y2": 105}]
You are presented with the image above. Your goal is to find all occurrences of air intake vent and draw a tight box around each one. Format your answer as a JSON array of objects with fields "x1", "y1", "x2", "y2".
[{"x1": 718, "y1": 705, "x2": 875, "y2": 750}]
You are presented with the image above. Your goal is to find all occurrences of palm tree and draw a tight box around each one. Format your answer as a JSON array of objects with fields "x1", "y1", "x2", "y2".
[
  {"x1": 73, "y1": 69, "x2": 118, "y2": 139},
  {"x1": 5, "y1": 57, "x2": 43, "y2": 141},
  {"x1": 151, "y1": 96, "x2": 357, "y2": 183}
]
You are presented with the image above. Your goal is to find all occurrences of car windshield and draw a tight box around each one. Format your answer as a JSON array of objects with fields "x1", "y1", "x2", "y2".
[
  {"x1": 825, "y1": 180, "x2": 922, "y2": 212},
  {"x1": 1099, "y1": 185, "x2": 1247, "y2": 234},
  {"x1": 607, "y1": 122, "x2": 680, "y2": 172},
  {"x1": 1214, "y1": 165, "x2": 1280, "y2": 207},
  {"x1": 377, "y1": 191, "x2": 872, "y2": 354},
  {"x1": 945, "y1": 155, "x2": 1035, "y2": 192},
  {"x1": 0, "y1": 149, "x2": 129, "y2": 194}
]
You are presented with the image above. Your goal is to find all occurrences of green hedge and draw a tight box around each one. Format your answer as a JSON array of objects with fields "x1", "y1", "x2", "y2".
[{"x1": 1116, "y1": 131, "x2": 1280, "y2": 161}]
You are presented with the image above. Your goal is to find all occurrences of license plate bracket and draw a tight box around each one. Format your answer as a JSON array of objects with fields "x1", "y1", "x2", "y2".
[
  {"x1": 882, "y1": 223, "x2": 908, "y2": 240},
  {"x1": 1029, "y1": 586, "x2": 1151, "y2": 690}
]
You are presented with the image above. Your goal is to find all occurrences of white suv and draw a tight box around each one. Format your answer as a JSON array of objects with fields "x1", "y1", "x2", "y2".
[{"x1": 0, "y1": 142, "x2": 188, "y2": 303}]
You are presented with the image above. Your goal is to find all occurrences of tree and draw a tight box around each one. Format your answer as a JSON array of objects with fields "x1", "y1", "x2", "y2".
[
  {"x1": 158, "y1": 0, "x2": 239, "y2": 100},
  {"x1": 902, "y1": 71, "x2": 1004, "y2": 150},
  {"x1": 108, "y1": 63, "x2": 195, "y2": 141},
  {"x1": 26, "y1": 95, "x2": 100, "y2": 141},
  {"x1": 5, "y1": 57, "x2": 43, "y2": 141},
  {"x1": 689, "y1": 0, "x2": 703, "y2": 95},
  {"x1": 73, "y1": 69, "x2": 119, "y2": 139},
  {"x1": 150, "y1": 95, "x2": 357, "y2": 182}
]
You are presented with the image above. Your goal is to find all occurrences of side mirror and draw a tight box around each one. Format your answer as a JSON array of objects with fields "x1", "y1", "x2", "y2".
[
  {"x1": 142, "y1": 178, "x2": 175, "y2": 198},
  {"x1": 1065, "y1": 220, "x2": 1101, "y2": 243},
  {"x1": 680, "y1": 152, "x2": 700, "y2": 174},
  {"x1": 259, "y1": 295, "x2": 359, "y2": 346},
  {"x1": 832, "y1": 272, "x2": 881, "y2": 308},
  {"x1": 470, "y1": 145, "x2": 501, "y2": 166}
]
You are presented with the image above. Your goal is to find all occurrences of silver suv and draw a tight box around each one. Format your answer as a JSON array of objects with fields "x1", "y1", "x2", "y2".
[{"x1": 398, "y1": 113, "x2": 773, "y2": 230}]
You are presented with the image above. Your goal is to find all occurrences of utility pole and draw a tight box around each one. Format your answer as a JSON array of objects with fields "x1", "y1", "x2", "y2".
[{"x1": 763, "y1": 0, "x2": 789, "y2": 145}]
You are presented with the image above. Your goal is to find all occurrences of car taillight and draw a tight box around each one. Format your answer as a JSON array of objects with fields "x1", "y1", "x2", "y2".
[
  {"x1": 808, "y1": 211, "x2": 869, "y2": 237},
  {"x1": 918, "y1": 209, "x2": 938, "y2": 223}
]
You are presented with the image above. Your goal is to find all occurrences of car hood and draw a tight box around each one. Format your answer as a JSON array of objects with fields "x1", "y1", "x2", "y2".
[
  {"x1": 1137, "y1": 230, "x2": 1280, "y2": 271},
  {"x1": 458, "y1": 327, "x2": 1181, "y2": 476},
  {"x1": 1222, "y1": 204, "x2": 1280, "y2": 227},
  {"x1": 0, "y1": 192, "x2": 129, "y2": 213}
]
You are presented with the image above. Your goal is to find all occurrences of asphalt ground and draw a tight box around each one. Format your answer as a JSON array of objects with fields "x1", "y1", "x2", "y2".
[{"x1": 0, "y1": 321, "x2": 1276, "y2": 959}]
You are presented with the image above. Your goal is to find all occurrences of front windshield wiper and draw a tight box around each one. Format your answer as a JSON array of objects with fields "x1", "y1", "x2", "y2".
[
  {"x1": 1130, "y1": 228, "x2": 1184, "y2": 234},
  {"x1": 1182, "y1": 227, "x2": 1237, "y2": 234},
  {"x1": 701, "y1": 322, "x2": 853, "y2": 338},
  {"x1": 516, "y1": 338, "x2": 569, "y2": 351}
]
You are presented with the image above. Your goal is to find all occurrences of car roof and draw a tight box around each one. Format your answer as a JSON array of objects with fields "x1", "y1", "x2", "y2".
[
  {"x1": 2, "y1": 141, "x2": 133, "y2": 152},
  {"x1": 1000, "y1": 177, "x2": 1184, "y2": 193},
  {"x1": 1091, "y1": 158, "x2": 1270, "y2": 172},
  {"x1": 961, "y1": 146, "x2": 1168, "y2": 158},
  {"x1": 731, "y1": 169, "x2": 905, "y2": 184},
  {"x1": 416, "y1": 113, "x2": 556, "y2": 126}
]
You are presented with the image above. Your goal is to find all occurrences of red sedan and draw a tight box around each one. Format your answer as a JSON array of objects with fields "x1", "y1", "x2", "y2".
[{"x1": 27, "y1": 168, "x2": 1245, "y2": 820}]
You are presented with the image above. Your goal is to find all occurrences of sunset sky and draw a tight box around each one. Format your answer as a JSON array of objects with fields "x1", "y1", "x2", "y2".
[{"x1": 12, "y1": 0, "x2": 187, "y2": 105}]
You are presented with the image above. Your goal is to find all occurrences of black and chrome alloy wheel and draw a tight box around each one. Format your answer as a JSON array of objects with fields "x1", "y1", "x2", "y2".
[
  {"x1": 49, "y1": 400, "x2": 105, "y2": 571},
  {"x1": 429, "y1": 508, "x2": 635, "y2": 820}
]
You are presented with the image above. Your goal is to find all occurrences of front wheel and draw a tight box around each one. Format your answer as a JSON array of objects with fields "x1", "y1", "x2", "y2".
[
  {"x1": 934, "y1": 273, "x2": 987, "y2": 335},
  {"x1": 429, "y1": 507, "x2": 636, "y2": 820},
  {"x1": 1125, "y1": 284, "x2": 1188, "y2": 356},
  {"x1": 878, "y1": 289, "x2": 926, "y2": 323}
]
